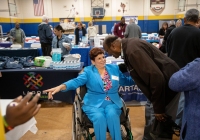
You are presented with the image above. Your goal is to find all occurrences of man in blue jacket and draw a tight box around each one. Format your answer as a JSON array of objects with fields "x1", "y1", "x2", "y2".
[{"x1": 38, "y1": 15, "x2": 53, "y2": 56}]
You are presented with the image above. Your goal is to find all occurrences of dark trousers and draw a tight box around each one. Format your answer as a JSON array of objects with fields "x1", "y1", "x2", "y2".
[
  {"x1": 143, "y1": 92, "x2": 181, "y2": 140},
  {"x1": 41, "y1": 43, "x2": 52, "y2": 56}
]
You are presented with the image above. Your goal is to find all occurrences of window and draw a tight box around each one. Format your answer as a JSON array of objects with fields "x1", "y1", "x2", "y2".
[
  {"x1": 8, "y1": 0, "x2": 17, "y2": 16},
  {"x1": 178, "y1": 0, "x2": 186, "y2": 12}
]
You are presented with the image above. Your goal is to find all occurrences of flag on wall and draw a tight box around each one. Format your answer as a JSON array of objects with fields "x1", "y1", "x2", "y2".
[{"x1": 33, "y1": 0, "x2": 44, "y2": 16}]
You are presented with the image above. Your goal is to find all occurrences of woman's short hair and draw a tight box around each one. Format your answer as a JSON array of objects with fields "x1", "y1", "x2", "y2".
[
  {"x1": 54, "y1": 25, "x2": 64, "y2": 32},
  {"x1": 89, "y1": 47, "x2": 104, "y2": 61}
]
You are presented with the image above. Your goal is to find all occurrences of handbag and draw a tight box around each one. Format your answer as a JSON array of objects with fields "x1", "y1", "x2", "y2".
[{"x1": 150, "y1": 115, "x2": 181, "y2": 139}]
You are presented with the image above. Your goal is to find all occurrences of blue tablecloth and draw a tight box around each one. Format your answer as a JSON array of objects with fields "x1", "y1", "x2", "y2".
[
  {"x1": 24, "y1": 42, "x2": 40, "y2": 48},
  {"x1": 70, "y1": 47, "x2": 91, "y2": 66},
  {"x1": 111, "y1": 61, "x2": 147, "y2": 102},
  {"x1": 24, "y1": 42, "x2": 33, "y2": 48},
  {"x1": 0, "y1": 63, "x2": 84, "y2": 103},
  {"x1": 0, "y1": 48, "x2": 41, "y2": 57},
  {"x1": 0, "y1": 42, "x2": 12, "y2": 48},
  {"x1": 146, "y1": 39, "x2": 159, "y2": 43}
]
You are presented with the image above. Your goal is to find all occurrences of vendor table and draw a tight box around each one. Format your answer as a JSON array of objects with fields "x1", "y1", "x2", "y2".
[
  {"x1": 0, "y1": 63, "x2": 84, "y2": 103},
  {"x1": 0, "y1": 48, "x2": 40, "y2": 57},
  {"x1": 70, "y1": 47, "x2": 91, "y2": 66}
]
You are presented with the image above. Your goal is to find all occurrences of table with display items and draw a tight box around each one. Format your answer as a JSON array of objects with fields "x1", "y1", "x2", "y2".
[
  {"x1": 146, "y1": 39, "x2": 159, "y2": 43},
  {"x1": 0, "y1": 42, "x2": 12, "y2": 48},
  {"x1": 0, "y1": 63, "x2": 84, "y2": 103},
  {"x1": 24, "y1": 42, "x2": 39, "y2": 48},
  {"x1": 0, "y1": 48, "x2": 42, "y2": 57},
  {"x1": 70, "y1": 47, "x2": 91, "y2": 66}
]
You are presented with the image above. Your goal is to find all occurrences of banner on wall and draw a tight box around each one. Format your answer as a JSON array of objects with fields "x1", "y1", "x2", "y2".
[
  {"x1": 59, "y1": 18, "x2": 76, "y2": 34},
  {"x1": 117, "y1": 1, "x2": 130, "y2": 16},
  {"x1": 150, "y1": 0, "x2": 165, "y2": 13},
  {"x1": 125, "y1": 16, "x2": 138, "y2": 24}
]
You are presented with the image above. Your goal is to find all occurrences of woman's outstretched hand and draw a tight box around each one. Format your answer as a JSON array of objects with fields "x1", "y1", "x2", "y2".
[{"x1": 43, "y1": 84, "x2": 66, "y2": 99}]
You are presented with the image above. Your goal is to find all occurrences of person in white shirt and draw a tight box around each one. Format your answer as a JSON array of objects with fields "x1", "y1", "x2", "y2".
[{"x1": 87, "y1": 22, "x2": 97, "y2": 47}]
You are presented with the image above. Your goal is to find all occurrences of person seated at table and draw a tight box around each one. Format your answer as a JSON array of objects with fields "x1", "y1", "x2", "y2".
[
  {"x1": 159, "y1": 22, "x2": 168, "y2": 38},
  {"x1": 44, "y1": 47, "x2": 134, "y2": 140},
  {"x1": 52, "y1": 25, "x2": 72, "y2": 58},
  {"x1": 0, "y1": 92, "x2": 41, "y2": 136}
]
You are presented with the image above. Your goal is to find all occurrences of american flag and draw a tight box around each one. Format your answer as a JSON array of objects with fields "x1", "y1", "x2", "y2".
[{"x1": 33, "y1": 0, "x2": 44, "y2": 16}]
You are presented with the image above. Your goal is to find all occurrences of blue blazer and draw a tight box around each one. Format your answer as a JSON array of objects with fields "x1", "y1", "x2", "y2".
[
  {"x1": 63, "y1": 64, "x2": 134, "y2": 108},
  {"x1": 169, "y1": 58, "x2": 200, "y2": 140}
]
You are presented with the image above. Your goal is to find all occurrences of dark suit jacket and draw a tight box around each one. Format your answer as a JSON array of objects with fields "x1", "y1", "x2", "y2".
[
  {"x1": 166, "y1": 24, "x2": 200, "y2": 68},
  {"x1": 122, "y1": 38, "x2": 179, "y2": 113}
]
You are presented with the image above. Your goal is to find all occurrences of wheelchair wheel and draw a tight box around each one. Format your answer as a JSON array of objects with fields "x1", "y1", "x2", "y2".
[
  {"x1": 72, "y1": 101, "x2": 80, "y2": 140},
  {"x1": 72, "y1": 97, "x2": 92, "y2": 140},
  {"x1": 121, "y1": 124, "x2": 133, "y2": 140}
]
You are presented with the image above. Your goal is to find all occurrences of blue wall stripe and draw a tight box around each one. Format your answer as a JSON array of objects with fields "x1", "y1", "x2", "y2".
[{"x1": 1, "y1": 20, "x2": 161, "y2": 36}]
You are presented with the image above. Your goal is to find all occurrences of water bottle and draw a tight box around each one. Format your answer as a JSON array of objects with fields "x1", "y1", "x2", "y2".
[
  {"x1": 50, "y1": 62, "x2": 53, "y2": 69},
  {"x1": 66, "y1": 61, "x2": 69, "y2": 69}
]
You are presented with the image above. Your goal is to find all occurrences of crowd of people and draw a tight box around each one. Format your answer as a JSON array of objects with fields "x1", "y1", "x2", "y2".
[{"x1": 1, "y1": 8, "x2": 200, "y2": 140}]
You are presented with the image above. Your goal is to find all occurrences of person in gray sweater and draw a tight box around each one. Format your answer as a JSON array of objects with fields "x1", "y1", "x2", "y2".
[{"x1": 124, "y1": 18, "x2": 141, "y2": 39}]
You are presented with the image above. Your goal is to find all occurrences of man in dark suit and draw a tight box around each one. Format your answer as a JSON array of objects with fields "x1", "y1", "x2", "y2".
[{"x1": 103, "y1": 36, "x2": 180, "y2": 140}]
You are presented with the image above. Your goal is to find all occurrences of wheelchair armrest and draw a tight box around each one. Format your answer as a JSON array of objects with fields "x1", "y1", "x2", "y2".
[
  {"x1": 119, "y1": 93, "x2": 123, "y2": 97},
  {"x1": 76, "y1": 88, "x2": 83, "y2": 101},
  {"x1": 126, "y1": 108, "x2": 130, "y2": 119}
]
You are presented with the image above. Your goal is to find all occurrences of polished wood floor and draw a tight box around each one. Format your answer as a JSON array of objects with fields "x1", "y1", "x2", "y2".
[{"x1": 21, "y1": 102, "x2": 180, "y2": 140}]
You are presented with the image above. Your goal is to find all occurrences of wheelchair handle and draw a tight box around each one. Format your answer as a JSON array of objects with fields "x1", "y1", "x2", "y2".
[{"x1": 126, "y1": 108, "x2": 130, "y2": 119}]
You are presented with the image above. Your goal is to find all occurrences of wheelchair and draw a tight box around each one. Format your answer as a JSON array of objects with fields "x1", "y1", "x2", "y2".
[{"x1": 72, "y1": 85, "x2": 133, "y2": 140}]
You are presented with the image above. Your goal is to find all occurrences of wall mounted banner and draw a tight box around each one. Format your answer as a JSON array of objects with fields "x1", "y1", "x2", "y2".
[
  {"x1": 150, "y1": 0, "x2": 165, "y2": 13},
  {"x1": 125, "y1": 16, "x2": 138, "y2": 24},
  {"x1": 59, "y1": 18, "x2": 76, "y2": 34}
]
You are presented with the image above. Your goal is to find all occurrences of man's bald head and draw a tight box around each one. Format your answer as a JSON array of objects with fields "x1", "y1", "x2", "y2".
[{"x1": 15, "y1": 22, "x2": 20, "y2": 29}]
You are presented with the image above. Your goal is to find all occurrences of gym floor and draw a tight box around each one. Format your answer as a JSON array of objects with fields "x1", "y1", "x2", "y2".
[{"x1": 21, "y1": 102, "x2": 180, "y2": 140}]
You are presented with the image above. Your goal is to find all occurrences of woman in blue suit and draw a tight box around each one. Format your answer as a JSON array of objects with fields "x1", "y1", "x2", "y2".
[{"x1": 44, "y1": 47, "x2": 134, "y2": 140}]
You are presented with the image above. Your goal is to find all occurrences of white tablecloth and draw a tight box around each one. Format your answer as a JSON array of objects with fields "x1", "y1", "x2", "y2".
[{"x1": 0, "y1": 99, "x2": 38, "y2": 140}]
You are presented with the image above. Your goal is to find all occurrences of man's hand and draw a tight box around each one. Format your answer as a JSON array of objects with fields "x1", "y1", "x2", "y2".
[
  {"x1": 5, "y1": 93, "x2": 41, "y2": 129},
  {"x1": 155, "y1": 113, "x2": 167, "y2": 122}
]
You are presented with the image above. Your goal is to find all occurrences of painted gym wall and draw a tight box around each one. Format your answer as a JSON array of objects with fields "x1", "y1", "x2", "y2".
[{"x1": 0, "y1": 0, "x2": 189, "y2": 36}]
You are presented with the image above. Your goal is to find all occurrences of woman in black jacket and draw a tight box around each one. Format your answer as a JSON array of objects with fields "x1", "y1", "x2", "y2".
[
  {"x1": 75, "y1": 22, "x2": 86, "y2": 45},
  {"x1": 159, "y1": 22, "x2": 168, "y2": 38}
]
